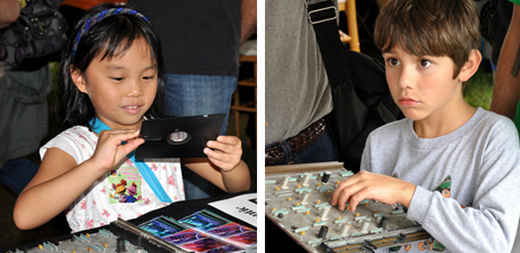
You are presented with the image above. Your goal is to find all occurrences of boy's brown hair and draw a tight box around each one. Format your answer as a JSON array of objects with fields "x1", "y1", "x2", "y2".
[{"x1": 374, "y1": 0, "x2": 480, "y2": 78}]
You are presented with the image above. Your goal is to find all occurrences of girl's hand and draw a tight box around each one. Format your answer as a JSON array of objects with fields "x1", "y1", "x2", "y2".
[
  {"x1": 90, "y1": 129, "x2": 144, "y2": 173},
  {"x1": 330, "y1": 171, "x2": 416, "y2": 212},
  {"x1": 204, "y1": 136, "x2": 243, "y2": 172}
]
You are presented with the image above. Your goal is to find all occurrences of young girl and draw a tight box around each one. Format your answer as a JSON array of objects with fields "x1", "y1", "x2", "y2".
[{"x1": 13, "y1": 4, "x2": 250, "y2": 233}]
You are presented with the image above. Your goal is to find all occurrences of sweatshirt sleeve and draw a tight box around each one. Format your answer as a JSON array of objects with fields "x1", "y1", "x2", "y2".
[
  {"x1": 360, "y1": 135, "x2": 372, "y2": 172},
  {"x1": 407, "y1": 136, "x2": 520, "y2": 252}
]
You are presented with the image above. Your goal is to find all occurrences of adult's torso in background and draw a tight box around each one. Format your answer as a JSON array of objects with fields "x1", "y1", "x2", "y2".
[
  {"x1": 127, "y1": 0, "x2": 241, "y2": 77},
  {"x1": 265, "y1": 0, "x2": 333, "y2": 145}
]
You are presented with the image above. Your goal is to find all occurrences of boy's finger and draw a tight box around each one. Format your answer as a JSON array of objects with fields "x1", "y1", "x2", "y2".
[
  {"x1": 331, "y1": 177, "x2": 359, "y2": 205},
  {"x1": 336, "y1": 182, "x2": 366, "y2": 211},
  {"x1": 331, "y1": 184, "x2": 344, "y2": 205},
  {"x1": 347, "y1": 191, "x2": 367, "y2": 213}
]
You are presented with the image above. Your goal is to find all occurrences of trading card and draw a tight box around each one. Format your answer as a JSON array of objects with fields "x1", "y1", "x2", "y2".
[
  {"x1": 162, "y1": 228, "x2": 208, "y2": 245},
  {"x1": 206, "y1": 222, "x2": 253, "y2": 238},
  {"x1": 226, "y1": 230, "x2": 257, "y2": 245},
  {"x1": 139, "y1": 216, "x2": 185, "y2": 238},
  {"x1": 205, "y1": 244, "x2": 244, "y2": 253},
  {"x1": 179, "y1": 210, "x2": 231, "y2": 231},
  {"x1": 179, "y1": 237, "x2": 234, "y2": 252}
]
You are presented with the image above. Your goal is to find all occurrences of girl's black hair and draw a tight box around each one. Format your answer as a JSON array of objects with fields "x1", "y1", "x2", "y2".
[{"x1": 57, "y1": 3, "x2": 167, "y2": 130}]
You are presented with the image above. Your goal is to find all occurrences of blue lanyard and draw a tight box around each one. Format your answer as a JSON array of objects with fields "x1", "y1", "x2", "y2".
[{"x1": 88, "y1": 118, "x2": 173, "y2": 203}]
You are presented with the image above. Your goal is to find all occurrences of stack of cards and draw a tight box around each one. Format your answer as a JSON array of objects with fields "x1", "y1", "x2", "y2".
[{"x1": 138, "y1": 210, "x2": 257, "y2": 253}]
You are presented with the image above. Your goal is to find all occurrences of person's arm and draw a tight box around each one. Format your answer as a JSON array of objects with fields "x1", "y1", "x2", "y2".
[
  {"x1": 405, "y1": 145, "x2": 520, "y2": 252},
  {"x1": 331, "y1": 129, "x2": 416, "y2": 212},
  {"x1": 491, "y1": 4, "x2": 520, "y2": 119},
  {"x1": 332, "y1": 120, "x2": 520, "y2": 252},
  {"x1": 183, "y1": 136, "x2": 250, "y2": 193},
  {"x1": 13, "y1": 129, "x2": 143, "y2": 230},
  {"x1": 240, "y1": 0, "x2": 257, "y2": 45},
  {"x1": 0, "y1": 0, "x2": 21, "y2": 29},
  {"x1": 13, "y1": 148, "x2": 106, "y2": 229},
  {"x1": 331, "y1": 171, "x2": 416, "y2": 212},
  {"x1": 332, "y1": 159, "x2": 520, "y2": 252}
]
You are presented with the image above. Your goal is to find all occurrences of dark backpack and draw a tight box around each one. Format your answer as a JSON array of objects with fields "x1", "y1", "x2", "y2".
[
  {"x1": 308, "y1": 1, "x2": 403, "y2": 172},
  {"x1": 330, "y1": 48, "x2": 403, "y2": 172}
]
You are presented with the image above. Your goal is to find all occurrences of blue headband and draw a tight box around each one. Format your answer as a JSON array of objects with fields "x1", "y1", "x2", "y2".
[{"x1": 72, "y1": 7, "x2": 150, "y2": 56}]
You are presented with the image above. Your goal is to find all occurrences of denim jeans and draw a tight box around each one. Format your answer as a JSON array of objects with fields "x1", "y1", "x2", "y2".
[
  {"x1": 164, "y1": 74, "x2": 237, "y2": 135},
  {"x1": 0, "y1": 157, "x2": 38, "y2": 195},
  {"x1": 266, "y1": 126, "x2": 339, "y2": 166},
  {"x1": 164, "y1": 74, "x2": 237, "y2": 200}
]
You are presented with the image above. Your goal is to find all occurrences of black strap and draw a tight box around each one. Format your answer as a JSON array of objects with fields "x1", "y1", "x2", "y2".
[
  {"x1": 306, "y1": 0, "x2": 350, "y2": 89},
  {"x1": 307, "y1": 1, "x2": 404, "y2": 171},
  {"x1": 307, "y1": 0, "x2": 367, "y2": 144}
]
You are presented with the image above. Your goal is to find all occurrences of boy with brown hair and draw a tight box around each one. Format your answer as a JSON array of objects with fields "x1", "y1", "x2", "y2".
[{"x1": 331, "y1": 0, "x2": 520, "y2": 252}]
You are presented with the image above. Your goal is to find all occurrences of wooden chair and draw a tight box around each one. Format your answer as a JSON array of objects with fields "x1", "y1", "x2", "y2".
[
  {"x1": 229, "y1": 52, "x2": 257, "y2": 145},
  {"x1": 338, "y1": 0, "x2": 361, "y2": 52}
]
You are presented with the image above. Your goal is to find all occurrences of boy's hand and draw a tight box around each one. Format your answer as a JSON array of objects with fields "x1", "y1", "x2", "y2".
[
  {"x1": 90, "y1": 129, "x2": 144, "y2": 174},
  {"x1": 204, "y1": 136, "x2": 243, "y2": 172},
  {"x1": 330, "y1": 171, "x2": 416, "y2": 212}
]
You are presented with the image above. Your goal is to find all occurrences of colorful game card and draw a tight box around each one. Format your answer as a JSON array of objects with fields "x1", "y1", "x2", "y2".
[
  {"x1": 139, "y1": 209, "x2": 256, "y2": 253},
  {"x1": 162, "y1": 228, "x2": 207, "y2": 245},
  {"x1": 139, "y1": 216, "x2": 184, "y2": 238},
  {"x1": 179, "y1": 210, "x2": 231, "y2": 231},
  {"x1": 226, "y1": 230, "x2": 257, "y2": 245},
  {"x1": 139, "y1": 214, "x2": 246, "y2": 253},
  {"x1": 206, "y1": 222, "x2": 252, "y2": 238},
  {"x1": 206, "y1": 244, "x2": 243, "y2": 253},
  {"x1": 180, "y1": 210, "x2": 257, "y2": 248},
  {"x1": 180, "y1": 237, "x2": 241, "y2": 253}
]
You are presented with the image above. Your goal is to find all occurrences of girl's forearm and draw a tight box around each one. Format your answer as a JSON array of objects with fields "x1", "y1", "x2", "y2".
[
  {"x1": 13, "y1": 160, "x2": 105, "y2": 230},
  {"x1": 221, "y1": 160, "x2": 250, "y2": 193}
]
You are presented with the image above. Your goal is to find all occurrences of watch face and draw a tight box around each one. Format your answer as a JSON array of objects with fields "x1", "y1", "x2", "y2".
[{"x1": 136, "y1": 114, "x2": 225, "y2": 159}]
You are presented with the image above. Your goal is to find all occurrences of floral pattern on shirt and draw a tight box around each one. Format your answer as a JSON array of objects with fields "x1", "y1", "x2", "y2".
[{"x1": 41, "y1": 126, "x2": 185, "y2": 233}]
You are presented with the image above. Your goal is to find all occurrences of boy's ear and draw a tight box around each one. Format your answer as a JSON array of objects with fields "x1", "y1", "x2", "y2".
[
  {"x1": 70, "y1": 66, "x2": 88, "y2": 94},
  {"x1": 458, "y1": 49, "x2": 482, "y2": 82}
]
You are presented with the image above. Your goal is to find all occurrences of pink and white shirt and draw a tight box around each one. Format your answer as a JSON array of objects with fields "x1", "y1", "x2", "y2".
[{"x1": 40, "y1": 126, "x2": 185, "y2": 233}]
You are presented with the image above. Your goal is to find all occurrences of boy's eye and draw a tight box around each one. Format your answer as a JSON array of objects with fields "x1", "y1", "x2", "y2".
[
  {"x1": 419, "y1": 59, "x2": 431, "y2": 68},
  {"x1": 387, "y1": 58, "x2": 399, "y2": 66},
  {"x1": 142, "y1": 75, "x2": 155, "y2": 80}
]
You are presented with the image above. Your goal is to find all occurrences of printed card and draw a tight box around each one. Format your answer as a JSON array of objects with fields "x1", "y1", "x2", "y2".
[{"x1": 107, "y1": 162, "x2": 143, "y2": 204}]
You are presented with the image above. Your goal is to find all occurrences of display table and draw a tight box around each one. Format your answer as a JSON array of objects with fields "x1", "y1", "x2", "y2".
[{"x1": 4, "y1": 191, "x2": 256, "y2": 252}]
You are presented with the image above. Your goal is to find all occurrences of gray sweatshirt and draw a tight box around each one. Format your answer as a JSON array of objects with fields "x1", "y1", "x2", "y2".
[{"x1": 362, "y1": 107, "x2": 520, "y2": 253}]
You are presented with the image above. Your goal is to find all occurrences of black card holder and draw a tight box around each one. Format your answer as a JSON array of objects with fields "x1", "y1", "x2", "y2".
[{"x1": 136, "y1": 114, "x2": 225, "y2": 159}]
